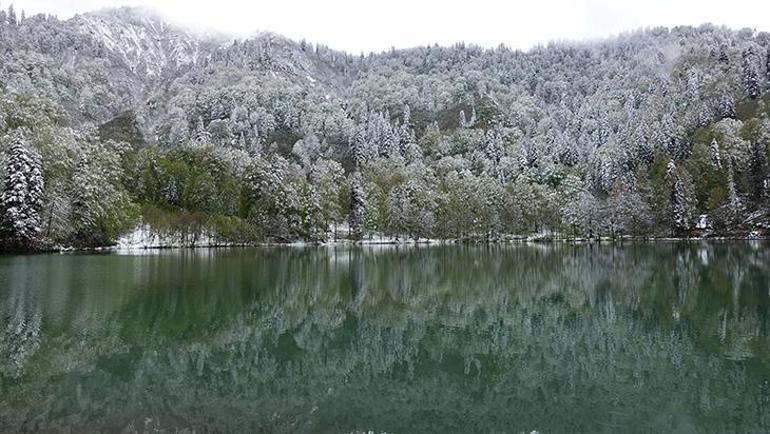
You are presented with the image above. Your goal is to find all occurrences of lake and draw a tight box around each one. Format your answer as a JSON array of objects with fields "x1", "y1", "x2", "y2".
[{"x1": 1, "y1": 243, "x2": 770, "y2": 433}]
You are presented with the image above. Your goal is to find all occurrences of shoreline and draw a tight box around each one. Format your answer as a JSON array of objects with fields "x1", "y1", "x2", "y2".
[{"x1": 22, "y1": 234, "x2": 770, "y2": 255}]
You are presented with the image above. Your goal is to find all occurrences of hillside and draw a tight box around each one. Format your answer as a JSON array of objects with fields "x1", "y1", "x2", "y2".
[{"x1": 0, "y1": 6, "x2": 769, "y2": 249}]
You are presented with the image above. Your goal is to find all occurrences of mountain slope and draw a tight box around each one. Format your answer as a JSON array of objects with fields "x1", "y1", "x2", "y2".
[
  {"x1": 71, "y1": 7, "x2": 207, "y2": 78},
  {"x1": 1, "y1": 6, "x2": 770, "y2": 248}
]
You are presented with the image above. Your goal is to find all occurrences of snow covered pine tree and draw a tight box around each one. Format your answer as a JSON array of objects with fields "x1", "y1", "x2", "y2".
[
  {"x1": 349, "y1": 171, "x2": 367, "y2": 240},
  {"x1": 667, "y1": 160, "x2": 691, "y2": 235},
  {"x1": 0, "y1": 131, "x2": 44, "y2": 250}
]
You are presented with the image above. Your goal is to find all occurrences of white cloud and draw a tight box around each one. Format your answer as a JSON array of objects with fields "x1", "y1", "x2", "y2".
[{"x1": 8, "y1": 0, "x2": 770, "y2": 53}]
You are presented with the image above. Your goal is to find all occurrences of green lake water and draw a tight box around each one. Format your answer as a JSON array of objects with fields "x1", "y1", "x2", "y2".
[{"x1": 1, "y1": 243, "x2": 770, "y2": 433}]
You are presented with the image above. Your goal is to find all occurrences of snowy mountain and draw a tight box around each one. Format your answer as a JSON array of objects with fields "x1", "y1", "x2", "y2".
[
  {"x1": 1, "y1": 5, "x2": 770, "y2": 249},
  {"x1": 0, "y1": 7, "x2": 353, "y2": 126},
  {"x1": 72, "y1": 8, "x2": 206, "y2": 78}
]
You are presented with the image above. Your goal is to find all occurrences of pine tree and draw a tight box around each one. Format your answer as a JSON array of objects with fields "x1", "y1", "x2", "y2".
[
  {"x1": 743, "y1": 49, "x2": 761, "y2": 100},
  {"x1": 718, "y1": 44, "x2": 730, "y2": 64},
  {"x1": 686, "y1": 68, "x2": 701, "y2": 100},
  {"x1": 291, "y1": 134, "x2": 321, "y2": 168},
  {"x1": 349, "y1": 171, "x2": 367, "y2": 240},
  {"x1": 194, "y1": 116, "x2": 210, "y2": 146},
  {"x1": 668, "y1": 126, "x2": 690, "y2": 160},
  {"x1": 351, "y1": 124, "x2": 370, "y2": 169},
  {"x1": 398, "y1": 104, "x2": 414, "y2": 157},
  {"x1": 633, "y1": 125, "x2": 654, "y2": 166},
  {"x1": 667, "y1": 161, "x2": 692, "y2": 235},
  {"x1": 716, "y1": 91, "x2": 736, "y2": 119},
  {"x1": 766, "y1": 49, "x2": 770, "y2": 83},
  {"x1": 379, "y1": 127, "x2": 397, "y2": 158},
  {"x1": 482, "y1": 127, "x2": 504, "y2": 165},
  {"x1": 0, "y1": 131, "x2": 44, "y2": 250},
  {"x1": 42, "y1": 179, "x2": 72, "y2": 242},
  {"x1": 606, "y1": 180, "x2": 651, "y2": 237},
  {"x1": 70, "y1": 153, "x2": 100, "y2": 244},
  {"x1": 749, "y1": 139, "x2": 768, "y2": 202},
  {"x1": 7, "y1": 5, "x2": 16, "y2": 26},
  {"x1": 724, "y1": 159, "x2": 743, "y2": 227},
  {"x1": 561, "y1": 190, "x2": 603, "y2": 238},
  {"x1": 387, "y1": 182, "x2": 413, "y2": 238},
  {"x1": 709, "y1": 139, "x2": 722, "y2": 170},
  {"x1": 310, "y1": 159, "x2": 345, "y2": 238}
]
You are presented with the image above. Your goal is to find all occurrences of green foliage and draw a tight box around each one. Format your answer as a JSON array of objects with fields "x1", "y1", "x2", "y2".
[
  {"x1": 683, "y1": 141, "x2": 728, "y2": 211},
  {"x1": 735, "y1": 96, "x2": 769, "y2": 121},
  {"x1": 635, "y1": 154, "x2": 673, "y2": 235},
  {"x1": 69, "y1": 141, "x2": 140, "y2": 247},
  {"x1": 140, "y1": 204, "x2": 260, "y2": 244},
  {"x1": 6, "y1": 15, "x2": 770, "y2": 247},
  {"x1": 242, "y1": 155, "x2": 324, "y2": 242},
  {"x1": 98, "y1": 111, "x2": 145, "y2": 148},
  {"x1": 0, "y1": 92, "x2": 69, "y2": 133},
  {"x1": 129, "y1": 146, "x2": 242, "y2": 216}
]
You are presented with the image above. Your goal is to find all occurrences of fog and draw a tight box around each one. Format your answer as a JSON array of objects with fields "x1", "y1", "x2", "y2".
[{"x1": 9, "y1": 0, "x2": 770, "y2": 53}]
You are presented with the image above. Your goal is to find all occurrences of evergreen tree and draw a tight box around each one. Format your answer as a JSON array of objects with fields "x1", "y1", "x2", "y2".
[
  {"x1": 716, "y1": 91, "x2": 736, "y2": 119},
  {"x1": 291, "y1": 134, "x2": 321, "y2": 168},
  {"x1": 561, "y1": 190, "x2": 603, "y2": 238},
  {"x1": 69, "y1": 143, "x2": 137, "y2": 247},
  {"x1": 482, "y1": 127, "x2": 504, "y2": 165},
  {"x1": 749, "y1": 139, "x2": 768, "y2": 203},
  {"x1": 349, "y1": 171, "x2": 367, "y2": 240},
  {"x1": 42, "y1": 178, "x2": 72, "y2": 242},
  {"x1": 309, "y1": 159, "x2": 345, "y2": 237},
  {"x1": 724, "y1": 159, "x2": 744, "y2": 227},
  {"x1": 0, "y1": 131, "x2": 44, "y2": 250},
  {"x1": 351, "y1": 125, "x2": 369, "y2": 169},
  {"x1": 397, "y1": 104, "x2": 414, "y2": 157},
  {"x1": 709, "y1": 139, "x2": 722, "y2": 170},
  {"x1": 7, "y1": 5, "x2": 16, "y2": 26},
  {"x1": 668, "y1": 126, "x2": 690, "y2": 160},
  {"x1": 766, "y1": 49, "x2": 770, "y2": 83},
  {"x1": 70, "y1": 153, "x2": 100, "y2": 244},
  {"x1": 607, "y1": 180, "x2": 651, "y2": 237},
  {"x1": 743, "y1": 49, "x2": 761, "y2": 100},
  {"x1": 469, "y1": 108, "x2": 477, "y2": 128},
  {"x1": 666, "y1": 161, "x2": 694, "y2": 235},
  {"x1": 194, "y1": 116, "x2": 210, "y2": 146},
  {"x1": 387, "y1": 182, "x2": 413, "y2": 238}
]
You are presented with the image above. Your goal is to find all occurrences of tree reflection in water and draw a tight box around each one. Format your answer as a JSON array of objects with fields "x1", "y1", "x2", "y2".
[{"x1": 1, "y1": 243, "x2": 769, "y2": 432}]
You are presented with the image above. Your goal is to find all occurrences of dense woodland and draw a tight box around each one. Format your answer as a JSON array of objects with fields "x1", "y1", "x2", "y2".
[{"x1": 1, "y1": 6, "x2": 770, "y2": 250}]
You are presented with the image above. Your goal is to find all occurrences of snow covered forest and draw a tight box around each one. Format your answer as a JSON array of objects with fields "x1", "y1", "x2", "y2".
[{"x1": 1, "y1": 6, "x2": 770, "y2": 250}]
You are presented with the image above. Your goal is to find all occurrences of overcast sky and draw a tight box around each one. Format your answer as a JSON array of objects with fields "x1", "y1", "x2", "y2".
[{"x1": 7, "y1": 0, "x2": 770, "y2": 53}]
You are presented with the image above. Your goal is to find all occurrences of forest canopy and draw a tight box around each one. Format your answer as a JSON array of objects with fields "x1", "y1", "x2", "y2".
[{"x1": 1, "y1": 6, "x2": 769, "y2": 249}]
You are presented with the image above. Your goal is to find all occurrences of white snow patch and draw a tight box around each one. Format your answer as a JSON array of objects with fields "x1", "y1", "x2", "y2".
[
  {"x1": 115, "y1": 225, "x2": 229, "y2": 250},
  {"x1": 696, "y1": 214, "x2": 712, "y2": 230},
  {"x1": 76, "y1": 14, "x2": 201, "y2": 77}
]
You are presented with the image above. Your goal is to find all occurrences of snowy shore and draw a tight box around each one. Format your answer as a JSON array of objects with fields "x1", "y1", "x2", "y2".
[{"x1": 60, "y1": 225, "x2": 764, "y2": 253}]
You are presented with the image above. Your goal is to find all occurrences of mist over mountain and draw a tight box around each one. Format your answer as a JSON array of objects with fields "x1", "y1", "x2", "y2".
[{"x1": 1, "y1": 5, "x2": 769, "y2": 249}]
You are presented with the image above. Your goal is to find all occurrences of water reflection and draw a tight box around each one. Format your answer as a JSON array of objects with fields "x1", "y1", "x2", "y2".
[{"x1": 1, "y1": 243, "x2": 770, "y2": 432}]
